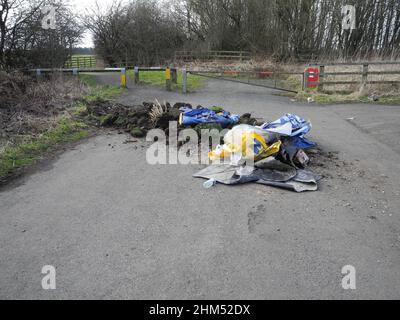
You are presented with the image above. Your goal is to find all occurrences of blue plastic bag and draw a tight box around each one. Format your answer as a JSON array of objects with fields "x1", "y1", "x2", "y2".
[
  {"x1": 259, "y1": 114, "x2": 315, "y2": 149},
  {"x1": 260, "y1": 114, "x2": 311, "y2": 136},
  {"x1": 180, "y1": 108, "x2": 240, "y2": 128}
]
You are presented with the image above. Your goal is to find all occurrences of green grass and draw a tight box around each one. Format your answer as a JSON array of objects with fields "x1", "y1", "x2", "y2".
[
  {"x1": 374, "y1": 96, "x2": 400, "y2": 105},
  {"x1": 273, "y1": 75, "x2": 400, "y2": 105},
  {"x1": 71, "y1": 55, "x2": 95, "y2": 58},
  {"x1": 85, "y1": 85, "x2": 125, "y2": 102},
  {"x1": 79, "y1": 74, "x2": 126, "y2": 101},
  {"x1": 277, "y1": 75, "x2": 303, "y2": 92},
  {"x1": 0, "y1": 119, "x2": 89, "y2": 179},
  {"x1": 292, "y1": 91, "x2": 400, "y2": 105},
  {"x1": 126, "y1": 70, "x2": 205, "y2": 92},
  {"x1": 79, "y1": 74, "x2": 98, "y2": 87}
]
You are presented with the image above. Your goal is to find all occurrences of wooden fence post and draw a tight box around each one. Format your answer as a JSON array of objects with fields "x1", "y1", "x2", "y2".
[
  {"x1": 134, "y1": 66, "x2": 139, "y2": 85},
  {"x1": 362, "y1": 64, "x2": 369, "y2": 88},
  {"x1": 318, "y1": 65, "x2": 325, "y2": 91},
  {"x1": 303, "y1": 69, "x2": 308, "y2": 92},
  {"x1": 182, "y1": 67, "x2": 187, "y2": 94}
]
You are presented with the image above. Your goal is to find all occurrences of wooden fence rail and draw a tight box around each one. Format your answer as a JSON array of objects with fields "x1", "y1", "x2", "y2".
[
  {"x1": 175, "y1": 50, "x2": 251, "y2": 62},
  {"x1": 64, "y1": 56, "x2": 97, "y2": 68},
  {"x1": 305, "y1": 61, "x2": 400, "y2": 91}
]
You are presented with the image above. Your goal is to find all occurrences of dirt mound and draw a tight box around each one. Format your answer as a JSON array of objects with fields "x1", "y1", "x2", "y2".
[{"x1": 85, "y1": 100, "x2": 184, "y2": 137}]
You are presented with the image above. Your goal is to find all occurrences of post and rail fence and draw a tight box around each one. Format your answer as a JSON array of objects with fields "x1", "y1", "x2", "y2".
[
  {"x1": 64, "y1": 56, "x2": 97, "y2": 69},
  {"x1": 30, "y1": 60, "x2": 400, "y2": 94},
  {"x1": 303, "y1": 61, "x2": 400, "y2": 91},
  {"x1": 175, "y1": 50, "x2": 251, "y2": 62}
]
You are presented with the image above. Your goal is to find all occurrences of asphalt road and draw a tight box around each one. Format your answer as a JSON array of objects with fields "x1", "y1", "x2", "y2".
[{"x1": 1, "y1": 77, "x2": 400, "y2": 299}]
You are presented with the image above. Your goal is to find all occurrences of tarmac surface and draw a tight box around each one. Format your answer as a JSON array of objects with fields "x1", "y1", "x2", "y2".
[{"x1": 1, "y1": 76, "x2": 400, "y2": 299}]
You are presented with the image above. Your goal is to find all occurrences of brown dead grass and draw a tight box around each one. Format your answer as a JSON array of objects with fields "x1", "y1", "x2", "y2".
[{"x1": 0, "y1": 72, "x2": 88, "y2": 150}]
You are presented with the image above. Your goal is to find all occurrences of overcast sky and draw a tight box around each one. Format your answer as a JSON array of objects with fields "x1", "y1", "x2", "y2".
[
  {"x1": 68, "y1": 0, "x2": 168, "y2": 47},
  {"x1": 69, "y1": 0, "x2": 115, "y2": 47}
]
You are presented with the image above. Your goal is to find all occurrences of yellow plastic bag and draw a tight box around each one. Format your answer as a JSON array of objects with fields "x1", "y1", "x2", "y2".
[
  {"x1": 241, "y1": 132, "x2": 281, "y2": 161},
  {"x1": 208, "y1": 144, "x2": 240, "y2": 161},
  {"x1": 208, "y1": 130, "x2": 281, "y2": 162}
]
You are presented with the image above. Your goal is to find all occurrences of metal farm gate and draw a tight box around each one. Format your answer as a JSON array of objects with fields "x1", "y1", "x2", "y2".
[{"x1": 185, "y1": 69, "x2": 302, "y2": 94}]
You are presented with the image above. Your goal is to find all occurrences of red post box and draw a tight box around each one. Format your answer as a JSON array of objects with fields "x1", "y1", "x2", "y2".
[{"x1": 305, "y1": 67, "x2": 319, "y2": 88}]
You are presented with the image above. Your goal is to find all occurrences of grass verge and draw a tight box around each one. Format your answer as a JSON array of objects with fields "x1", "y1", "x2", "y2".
[
  {"x1": 0, "y1": 74, "x2": 126, "y2": 182},
  {"x1": 274, "y1": 75, "x2": 400, "y2": 105},
  {"x1": 79, "y1": 74, "x2": 126, "y2": 101},
  {"x1": 291, "y1": 91, "x2": 400, "y2": 105},
  {"x1": 0, "y1": 119, "x2": 89, "y2": 181}
]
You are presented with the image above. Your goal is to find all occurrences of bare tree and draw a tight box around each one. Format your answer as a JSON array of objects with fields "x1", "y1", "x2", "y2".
[
  {"x1": 177, "y1": 0, "x2": 400, "y2": 60},
  {"x1": 86, "y1": 0, "x2": 186, "y2": 66},
  {"x1": 84, "y1": 0, "x2": 399, "y2": 64},
  {"x1": 0, "y1": 0, "x2": 82, "y2": 69}
]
